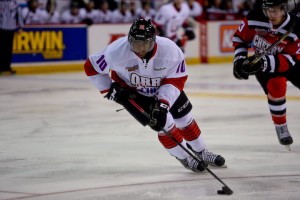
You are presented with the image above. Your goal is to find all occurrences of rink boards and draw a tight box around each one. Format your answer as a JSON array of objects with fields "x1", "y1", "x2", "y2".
[{"x1": 11, "y1": 20, "x2": 242, "y2": 74}]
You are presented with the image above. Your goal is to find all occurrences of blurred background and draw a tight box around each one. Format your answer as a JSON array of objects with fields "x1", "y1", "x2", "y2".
[{"x1": 9, "y1": 0, "x2": 300, "y2": 74}]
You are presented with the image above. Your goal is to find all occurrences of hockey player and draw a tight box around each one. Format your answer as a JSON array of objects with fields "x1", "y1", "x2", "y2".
[
  {"x1": 84, "y1": 18, "x2": 225, "y2": 172},
  {"x1": 153, "y1": 0, "x2": 195, "y2": 52},
  {"x1": 232, "y1": 0, "x2": 300, "y2": 150}
]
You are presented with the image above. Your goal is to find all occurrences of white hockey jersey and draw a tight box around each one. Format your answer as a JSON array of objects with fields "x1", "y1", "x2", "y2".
[
  {"x1": 84, "y1": 36, "x2": 188, "y2": 107},
  {"x1": 153, "y1": 2, "x2": 190, "y2": 40}
]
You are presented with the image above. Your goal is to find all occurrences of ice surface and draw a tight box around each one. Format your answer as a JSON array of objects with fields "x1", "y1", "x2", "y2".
[{"x1": 0, "y1": 64, "x2": 299, "y2": 200}]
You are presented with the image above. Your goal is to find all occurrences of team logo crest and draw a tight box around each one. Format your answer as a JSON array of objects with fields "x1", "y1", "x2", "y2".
[{"x1": 253, "y1": 35, "x2": 284, "y2": 54}]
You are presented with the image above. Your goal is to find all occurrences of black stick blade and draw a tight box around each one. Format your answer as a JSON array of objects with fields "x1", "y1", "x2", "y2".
[{"x1": 222, "y1": 186, "x2": 233, "y2": 195}]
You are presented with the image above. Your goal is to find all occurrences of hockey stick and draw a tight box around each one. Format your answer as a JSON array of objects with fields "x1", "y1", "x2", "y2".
[
  {"x1": 244, "y1": 16, "x2": 296, "y2": 67},
  {"x1": 128, "y1": 99, "x2": 233, "y2": 195}
]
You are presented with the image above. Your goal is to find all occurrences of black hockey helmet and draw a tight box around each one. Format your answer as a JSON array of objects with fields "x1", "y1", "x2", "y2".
[
  {"x1": 262, "y1": 0, "x2": 287, "y2": 9},
  {"x1": 262, "y1": 0, "x2": 288, "y2": 18},
  {"x1": 128, "y1": 18, "x2": 156, "y2": 53}
]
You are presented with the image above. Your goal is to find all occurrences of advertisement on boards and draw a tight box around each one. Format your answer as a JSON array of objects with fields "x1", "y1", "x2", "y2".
[
  {"x1": 12, "y1": 25, "x2": 87, "y2": 63},
  {"x1": 219, "y1": 24, "x2": 240, "y2": 53}
]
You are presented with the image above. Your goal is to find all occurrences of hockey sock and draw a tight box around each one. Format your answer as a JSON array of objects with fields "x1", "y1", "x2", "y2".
[
  {"x1": 268, "y1": 97, "x2": 287, "y2": 125},
  {"x1": 179, "y1": 120, "x2": 206, "y2": 152},
  {"x1": 267, "y1": 77, "x2": 287, "y2": 125},
  {"x1": 158, "y1": 126, "x2": 189, "y2": 159}
]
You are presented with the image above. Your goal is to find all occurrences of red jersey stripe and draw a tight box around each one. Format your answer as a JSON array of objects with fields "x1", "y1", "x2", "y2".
[
  {"x1": 161, "y1": 75, "x2": 188, "y2": 91},
  {"x1": 84, "y1": 59, "x2": 99, "y2": 76}
]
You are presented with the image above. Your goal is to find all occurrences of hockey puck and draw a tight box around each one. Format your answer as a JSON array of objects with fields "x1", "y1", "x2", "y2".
[
  {"x1": 217, "y1": 186, "x2": 233, "y2": 195},
  {"x1": 223, "y1": 186, "x2": 233, "y2": 195},
  {"x1": 217, "y1": 190, "x2": 226, "y2": 195}
]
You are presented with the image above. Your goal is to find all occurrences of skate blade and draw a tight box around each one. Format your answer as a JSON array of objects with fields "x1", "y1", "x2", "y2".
[
  {"x1": 194, "y1": 164, "x2": 228, "y2": 173},
  {"x1": 208, "y1": 164, "x2": 228, "y2": 169},
  {"x1": 284, "y1": 145, "x2": 291, "y2": 151}
]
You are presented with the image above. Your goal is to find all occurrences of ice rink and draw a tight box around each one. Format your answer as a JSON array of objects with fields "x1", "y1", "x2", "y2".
[{"x1": 0, "y1": 63, "x2": 299, "y2": 200}]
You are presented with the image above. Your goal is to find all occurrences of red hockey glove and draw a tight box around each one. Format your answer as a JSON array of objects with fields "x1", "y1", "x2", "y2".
[{"x1": 149, "y1": 100, "x2": 169, "y2": 132}]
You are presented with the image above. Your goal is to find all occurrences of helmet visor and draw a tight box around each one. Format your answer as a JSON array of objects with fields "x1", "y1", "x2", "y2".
[
  {"x1": 129, "y1": 36, "x2": 155, "y2": 53},
  {"x1": 263, "y1": 6, "x2": 283, "y2": 14}
]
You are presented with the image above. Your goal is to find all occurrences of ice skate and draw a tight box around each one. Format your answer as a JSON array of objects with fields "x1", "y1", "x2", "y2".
[
  {"x1": 275, "y1": 123, "x2": 293, "y2": 151},
  {"x1": 176, "y1": 156, "x2": 207, "y2": 173},
  {"x1": 187, "y1": 144, "x2": 226, "y2": 168}
]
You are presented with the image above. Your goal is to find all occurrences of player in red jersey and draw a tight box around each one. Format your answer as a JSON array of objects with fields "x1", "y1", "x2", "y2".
[{"x1": 232, "y1": 0, "x2": 300, "y2": 150}]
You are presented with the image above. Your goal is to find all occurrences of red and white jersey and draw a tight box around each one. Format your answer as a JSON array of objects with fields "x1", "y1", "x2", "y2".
[
  {"x1": 84, "y1": 36, "x2": 188, "y2": 106},
  {"x1": 233, "y1": 9, "x2": 300, "y2": 73},
  {"x1": 153, "y1": 2, "x2": 190, "y2": 40}
]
